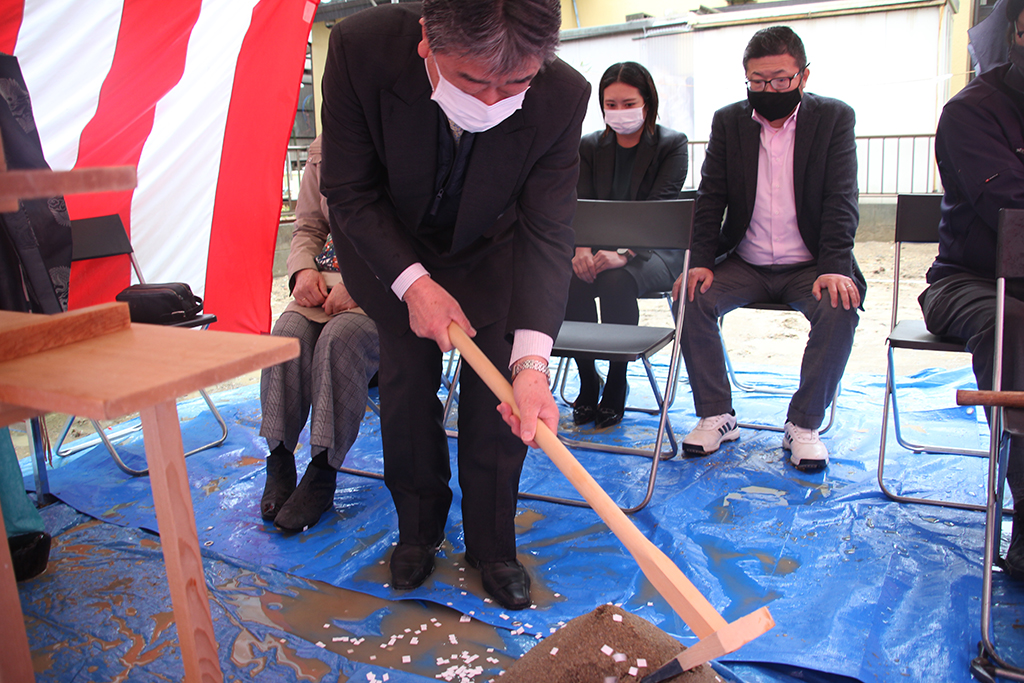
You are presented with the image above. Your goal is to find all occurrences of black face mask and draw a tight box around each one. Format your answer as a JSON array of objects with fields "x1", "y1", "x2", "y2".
[{"x1": 747, "y1": 87, "x2": 803, "y2": 122}]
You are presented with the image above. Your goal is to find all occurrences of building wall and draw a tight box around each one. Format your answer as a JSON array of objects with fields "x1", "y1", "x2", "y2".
[
  {"x1": 310, "y1": 20, "x2": 331, "y2": 137},
  {"x1": 309, "y1": 0, "x2": 966, "y2": 141}
]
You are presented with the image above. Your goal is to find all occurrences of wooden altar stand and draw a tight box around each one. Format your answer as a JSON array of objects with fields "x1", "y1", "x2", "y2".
[{"x1": 0, "y1": 303, "x2": 298, "y2": 682}]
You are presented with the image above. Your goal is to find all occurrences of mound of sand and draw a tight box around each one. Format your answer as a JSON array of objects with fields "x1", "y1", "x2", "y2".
[{"x1": 500, "y1": 604, "x2": 721, "y2": 682}]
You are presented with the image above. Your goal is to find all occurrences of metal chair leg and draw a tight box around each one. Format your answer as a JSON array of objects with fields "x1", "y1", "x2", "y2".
[
  {"x1": 877, "y1": 345, "x2": 1002, "y2": 512},
  {"x1": 718, "y1": 314, "x2": 840, "y2": 435},
  {"x1": 974, "y1": 412, "x2": 1024, "y2": 681},
  {"x1": 50, "y1": 388, "x2": 228, "y2": 477}
]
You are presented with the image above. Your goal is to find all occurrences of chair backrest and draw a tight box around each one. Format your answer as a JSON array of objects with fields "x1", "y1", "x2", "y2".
[
  {"x1": 997, "y1": 208, "x2": 1024, "y2": 280},
  {"x1": 70, "y1": 214, "x2": 145, "y2": 283},
  {"x1": 572, "y1": 198, "x2": 693, "y2": 251},
  {"x1": 888, "y1": 194, "x2": 943, "y2": 331},
  {"x1": 894, "y1": 194, "x2": 942, "y2": 243}
]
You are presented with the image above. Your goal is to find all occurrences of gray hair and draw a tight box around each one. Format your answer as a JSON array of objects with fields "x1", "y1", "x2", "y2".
[{"x1": 422, "y1": 0, "x2": 561, "y2": 74}]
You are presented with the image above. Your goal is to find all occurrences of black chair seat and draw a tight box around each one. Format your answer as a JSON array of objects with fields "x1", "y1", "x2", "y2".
[
  {"x1": 887, "y1": 319, "x2": 965, "y2": 353},
  {"x1": 553, "y1": 321, "x2": 674, "y2": 363}
]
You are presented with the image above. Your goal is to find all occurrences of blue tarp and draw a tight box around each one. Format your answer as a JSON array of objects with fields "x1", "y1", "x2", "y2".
[{"x1": 18, "y1": 359, "x2": 1024, "y2": 682}]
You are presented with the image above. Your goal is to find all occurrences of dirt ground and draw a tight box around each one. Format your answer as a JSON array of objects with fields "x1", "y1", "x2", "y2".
[{"x1": 12, "y1": 240, "x2": 964, "y2": 459}]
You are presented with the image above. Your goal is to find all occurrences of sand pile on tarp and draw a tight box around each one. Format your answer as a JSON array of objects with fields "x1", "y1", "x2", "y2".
[{"x1": 500, "y1": 604, "x2": 721, "y2": 682}]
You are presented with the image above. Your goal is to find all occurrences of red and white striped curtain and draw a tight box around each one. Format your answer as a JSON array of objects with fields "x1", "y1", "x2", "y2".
[{"x1": 1, "y1": 0, "x2": 318, "y2": 333}]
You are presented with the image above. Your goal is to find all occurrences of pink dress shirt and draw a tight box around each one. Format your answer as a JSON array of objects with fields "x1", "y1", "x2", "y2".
[{"x1": 735, "y1": 103, "x2": 814, "y2": 266}]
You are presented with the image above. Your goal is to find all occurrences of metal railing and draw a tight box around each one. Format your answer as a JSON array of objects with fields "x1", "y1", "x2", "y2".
[
  {"x1": 682, "y1": 133, "x2": 939, "y2": 196},
  {"x1": 282, "y1": 144, "x2": 310, "y2": 208},
  {"x1": 282, "y1": 133, "x2": 940, "y2": 206}
]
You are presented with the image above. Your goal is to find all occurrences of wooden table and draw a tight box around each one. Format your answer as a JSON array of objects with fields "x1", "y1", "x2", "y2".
[{"x1": 0, "y1": 303, "x2": 298, "y2": 682}]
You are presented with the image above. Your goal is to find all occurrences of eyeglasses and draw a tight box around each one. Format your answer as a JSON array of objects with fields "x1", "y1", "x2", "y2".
[{"x1": 745, "y1": 65, "x2": 808, "y2": 92}]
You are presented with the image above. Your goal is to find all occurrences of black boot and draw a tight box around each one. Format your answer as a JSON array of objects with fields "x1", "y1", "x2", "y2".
[
  {"x1": 572, "y1": 359, "x2": 601, "y2": 425},
  {"x1": 261, "y1": 445, "x2": 296, "y2": 522},
  {"x1": 274, "y1": 451, "x2": 337, "y2": 532},
  {"x1": 595, "y1": 363, "x2": 628, "y2": 429},
  {"x1": 1005, "y1": 502, "x2": 1024, "y2": 579},
  {"x1": 10, "y1": 531, "x2": 50, "y2": 581}
]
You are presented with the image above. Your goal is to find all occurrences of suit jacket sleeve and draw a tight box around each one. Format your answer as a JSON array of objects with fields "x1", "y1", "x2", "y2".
[
  {"x1": 691, "y1": 109, "x2": 731, "y2": 269},
  {"x1": 319, "y1": 22, "x2": 421, "y2": 291},
  {"x1": 507, "y1": 79, "x2": 591, "y2": 338},
  {"x1": 645, "y1": 128, "x2": 688, "y2": 200},
  {"x1": 287, "y1": 141, "x2": 330, "y2": 292},
  {"x1": 577, "y1": 132, "x2": 598, "y2": 199},
  {"x1": 812, "y1": 100, "x2": 860, "y2": 280}
]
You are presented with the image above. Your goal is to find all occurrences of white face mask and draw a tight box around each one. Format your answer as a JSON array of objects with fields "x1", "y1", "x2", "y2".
[
  {"x1": 428, "y1": 56, "x2": 528, "y2": 133},
  {"x1": 604, "y1": 107, "x2": 645, "y2": 135}
]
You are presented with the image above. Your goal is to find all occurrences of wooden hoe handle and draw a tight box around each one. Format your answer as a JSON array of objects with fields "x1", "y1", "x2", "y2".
[
  {"x1": 447, "y1": 323, "x2": 774, "y2": 669},
  {"x1": 958, "y1": 389, "x2": 1024, "y2": 408}
]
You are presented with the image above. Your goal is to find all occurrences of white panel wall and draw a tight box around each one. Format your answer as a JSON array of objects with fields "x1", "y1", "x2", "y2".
[
  {"x1": 562, "y1": 5, "x2": 950, "y2": 141},
  {"x1": 557, "y1": 28, "x2": 698, "y2": 181}
]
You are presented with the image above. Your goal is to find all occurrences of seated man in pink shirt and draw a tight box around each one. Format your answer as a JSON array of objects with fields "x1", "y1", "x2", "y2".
[{"x1": 671, "y1": 26, "x2": 863, "y2": 470}]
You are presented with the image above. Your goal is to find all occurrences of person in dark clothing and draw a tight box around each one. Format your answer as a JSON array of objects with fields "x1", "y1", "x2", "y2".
[
  {"x1": 566, "y1": 61, "x2": 688, "y2": 429},
  {"x1": 918, "y1": 0, "x2": 1024, "y2": 577},
  {"x1": 319, "y1": 0, "x2": 589, "y2": 610}
]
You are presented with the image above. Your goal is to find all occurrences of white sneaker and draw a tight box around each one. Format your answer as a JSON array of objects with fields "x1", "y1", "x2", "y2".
[
  {"x1": 683, "y1": 413, "x2": 739, "y2": 456},
  {"x1": 782, "y1": 422, "x2": 829, "y2": 470}
]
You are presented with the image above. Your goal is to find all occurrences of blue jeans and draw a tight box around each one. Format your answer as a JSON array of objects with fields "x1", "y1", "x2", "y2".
[{"x1": 680, "y1": 256, "x2": 860, "y2": 430}]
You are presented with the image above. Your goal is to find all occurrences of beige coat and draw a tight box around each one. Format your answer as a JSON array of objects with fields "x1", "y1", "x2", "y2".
[{"x1": 285, "y1": 136, "x2": 364, "y2": 324}]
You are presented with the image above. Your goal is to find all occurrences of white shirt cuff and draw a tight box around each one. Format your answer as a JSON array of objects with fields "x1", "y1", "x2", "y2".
[
  {"x1": 510, "y1": 329, "x2": 553, "y2": 367},
  {"x1": 392, "y1": 263, "x2": 430, "y2": 300}
]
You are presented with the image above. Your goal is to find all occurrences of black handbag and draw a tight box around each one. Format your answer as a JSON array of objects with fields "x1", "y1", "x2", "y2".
[{"x1": 115, "y1": 282, "x2": 203, "y2": 325}]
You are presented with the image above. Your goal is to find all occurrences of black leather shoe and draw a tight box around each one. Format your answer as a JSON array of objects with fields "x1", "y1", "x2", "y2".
[
  {"x1": 466, "y1": 554, "x2": 531, "y2": 610},
  {"x1": 274, "y1": 463, "x2": 337, "y2": 532},
  {"x1": 594, "y1": 405, "x2": 625, "y2": 429},
  {"x1": 572, "y1": 402, "x2": 597, "y2": 426},
  {"x1": 594, "y1": 382, "x2": 628, "y2": 429},
  {"x1": 261, "y1": 449, "x2": 297, "y2": 522},
  {"x1": 390, "y1": 539, "x2": 442, "y2": 589},
  {"x1": 10, "y1": 531, "x2": 50, "y2": 581}
]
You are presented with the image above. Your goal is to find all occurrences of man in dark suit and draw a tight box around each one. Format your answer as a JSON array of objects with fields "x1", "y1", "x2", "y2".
[
  {"x1": 671, "y1": 26, "x2": 863, "y2": 471},
  {"x1": 319, "y1": 0, "x2": 590, "y2": 610}
]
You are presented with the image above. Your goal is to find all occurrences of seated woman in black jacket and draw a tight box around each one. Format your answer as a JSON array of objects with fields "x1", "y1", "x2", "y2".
[{"x1": 567, "y1": 61, "x2": 688, "y2": 429}]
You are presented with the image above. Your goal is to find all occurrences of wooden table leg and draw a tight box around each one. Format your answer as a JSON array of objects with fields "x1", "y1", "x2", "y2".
[
  {"x1": 140, "y1": 399, "x2": 223, "y2": 683},
  {"x1": 0, "y1": 497, "x2": 34, "y2": 682}
]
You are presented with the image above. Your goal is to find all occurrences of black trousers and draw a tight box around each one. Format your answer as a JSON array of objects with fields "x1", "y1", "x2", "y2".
[
  {"x1": 377, "y1": 319, "x2": 527, "y2": 562},
  {"x1": 920, "y1": 272, "x2": 1024, "y2": 501}
]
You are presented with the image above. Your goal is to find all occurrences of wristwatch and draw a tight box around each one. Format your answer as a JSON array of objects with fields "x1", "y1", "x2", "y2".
[
  {"x1": 617, "y1": 248, "x2": 632, "y2": 260},
  {"x1": 510, "y1": 358, "x2": 550, "y2": 382}
]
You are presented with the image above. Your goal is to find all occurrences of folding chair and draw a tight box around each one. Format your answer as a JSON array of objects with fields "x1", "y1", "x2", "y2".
[
  {"x1": 966, "y1": 207, "x2": 1024, "y2": 682},
  {"x1": 877, "y1": 194, "x2": 990, "y2": 511},
  {"x1": 52, "y1": 215, "x2": 227, "y2": 476},
  {"x1": 537, "y1": 198, "x2": 692, "y2": 513}
]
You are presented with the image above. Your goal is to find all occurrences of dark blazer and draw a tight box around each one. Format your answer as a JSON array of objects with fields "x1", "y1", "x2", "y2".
[
  {"x1": 578, "y1": 125, "x2": 688, "y2": 201},
  {"x1": 929, "y1": 64, "x2": 1024, "y2": 283},
  {"x1": 319, "y1": 3, "x2": 591, "y2": 339},
  {"x1": 691, "y1": 92, "x2": 865, "y2": 294},
  {"x1": 577, "y1": 124, "x2": 689, "y2": 292}
]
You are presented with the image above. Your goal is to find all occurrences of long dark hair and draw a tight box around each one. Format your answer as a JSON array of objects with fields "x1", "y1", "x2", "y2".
[{"x1": 598, "y1": 61, "x2": 658, "y2": 137}]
